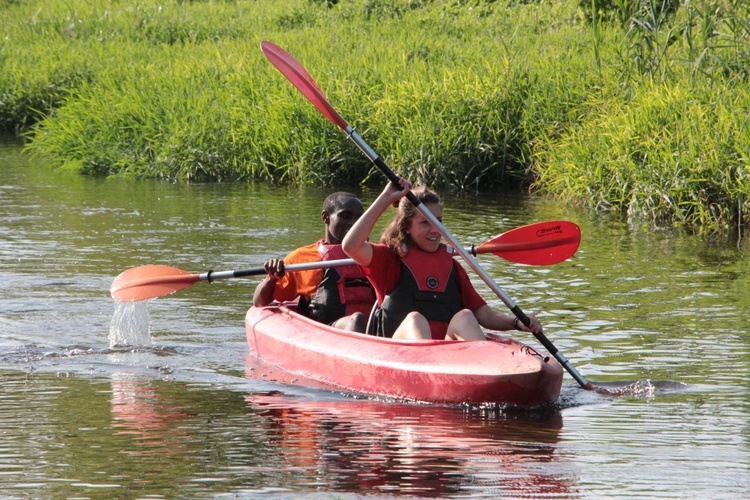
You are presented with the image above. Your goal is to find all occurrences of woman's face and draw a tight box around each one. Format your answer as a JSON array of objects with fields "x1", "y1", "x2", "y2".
[{"x1": 406, "y1": 202, "x2": 442, "y2": 252}]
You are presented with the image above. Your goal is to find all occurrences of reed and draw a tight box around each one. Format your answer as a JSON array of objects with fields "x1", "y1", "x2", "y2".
[
  {"x1": 535, "y1": 0, "x2": 750, "y2": 229},
  {"x1": 2, "y1": 0, "x2": 749, "y2": 229},
  {"x1": 534, "y1": 81, "x2": 750, "y2": 227}
]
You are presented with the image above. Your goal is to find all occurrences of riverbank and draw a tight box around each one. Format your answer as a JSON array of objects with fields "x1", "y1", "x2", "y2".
[{"x1": 2, "y1": 0, "x2": 748, "y2": 229}]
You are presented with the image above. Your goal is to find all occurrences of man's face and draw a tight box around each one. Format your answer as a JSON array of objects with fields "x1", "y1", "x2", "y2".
[{"x1": 325, "y1": 197, "x2": 364, "y2": 244}]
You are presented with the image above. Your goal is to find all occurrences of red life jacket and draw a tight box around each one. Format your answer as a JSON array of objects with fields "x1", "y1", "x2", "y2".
[
  {"x1": 307, "y1": 241, "x2": 376, "y2": 325},
  {"x1": 373, "y1": 244, "x2": 463, "y2": 339}
]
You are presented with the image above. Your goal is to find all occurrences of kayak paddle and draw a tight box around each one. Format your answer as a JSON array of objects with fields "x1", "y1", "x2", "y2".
[
  {"x1": 111, "y1": 259, "x2": 354, "y2": 303},
  {"x1": 260, "y1": 41, "x2": 595, "y2": 391},
  {"x1": 111, "y1": 220, "x2": 580, "y2": 303}
]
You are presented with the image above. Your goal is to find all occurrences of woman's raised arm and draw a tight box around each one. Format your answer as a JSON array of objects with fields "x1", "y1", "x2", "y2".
[{"x1": 342, "y1": 178, "x2": 411, "y2": 266}]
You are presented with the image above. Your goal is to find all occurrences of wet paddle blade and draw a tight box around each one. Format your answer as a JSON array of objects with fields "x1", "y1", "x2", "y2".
[
  {"x1": 476, "y1": 220, "x2": 581, "y2": 265},
  {"x1": 111, "y1": 265, "x2": 200, "y2": 302},
  {"x1": 260, "y1": 41, "x2": 349, "y2": 131}
]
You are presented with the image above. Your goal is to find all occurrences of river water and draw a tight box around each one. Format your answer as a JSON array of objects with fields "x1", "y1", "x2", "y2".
[{"x1": 1, "y1": 139, "x2": 748, "y2": 498}]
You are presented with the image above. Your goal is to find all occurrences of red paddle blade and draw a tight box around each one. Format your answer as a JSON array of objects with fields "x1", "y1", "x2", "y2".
[
  {"x1": 262, "y1": 41, "x2": 323, "y2": 93},
  {"x1": 111, "y1": 265, "x2": 200, "y2": 302},
  {"x1": 260, "y1": 41, "x2": 349, "y2": 131},
  {"x1": 475, "y1": 220, "x2": 581, "y2": 265}
]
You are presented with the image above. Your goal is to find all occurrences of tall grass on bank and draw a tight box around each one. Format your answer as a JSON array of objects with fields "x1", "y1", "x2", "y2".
[
  {"x1": 2, "y1": 0, "x2": 750, "y2": 229},
  {"x1": 535, "y1": 82, "x2": 750, "y2": 228},
  {"x1": 536, "y1": 0, "x2": 750, "y2": 229},
  {"x1": 8, "y1": 0, "x2": 591, "y2": 188}
]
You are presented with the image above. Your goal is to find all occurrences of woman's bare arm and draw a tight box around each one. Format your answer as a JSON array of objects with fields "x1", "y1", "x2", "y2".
[{"x1": 342, "y1": 178, "x2": 411, "y2": 266}]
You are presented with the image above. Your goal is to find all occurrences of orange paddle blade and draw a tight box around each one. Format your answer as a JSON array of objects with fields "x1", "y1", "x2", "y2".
[{"x1": 110, "y1": 265, "x2": 200, "y2": 302}]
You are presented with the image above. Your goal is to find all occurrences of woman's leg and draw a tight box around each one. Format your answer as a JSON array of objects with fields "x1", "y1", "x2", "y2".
[
  {"x1": 332, "y1": 312, "x2": 367, "y2": 333},
  {"x1": 392, "y1": 311, "x2": 432, "y2": 340},
  {"x1": 445, "y1": 309, "x2": 485, "y2": 341}
]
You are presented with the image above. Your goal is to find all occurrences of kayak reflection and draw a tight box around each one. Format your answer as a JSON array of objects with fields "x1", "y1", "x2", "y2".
[
  {"x1": 110, "y1": 373, "x2": 194, "y2": 456},
  {"x1": 245, "y1": 390, "x2": 571, "y2": 497}
]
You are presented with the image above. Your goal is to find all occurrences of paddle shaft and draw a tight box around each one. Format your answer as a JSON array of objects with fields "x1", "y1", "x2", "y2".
[
  {"x1": 111, "y1": 225, "x2": 578, "y2": 303},
  {"x1": 344, "y1": 127, "x2": 591, "y2": 389},
  {"x1": 116, "y1": 259, "x2": 356, "y2": 295},
  {"x1": 202, "y1": 259, "x2": 353, "y2": 282},
  {"x1": 206, "y1": 238, "x2": 557, "y2": 283}
]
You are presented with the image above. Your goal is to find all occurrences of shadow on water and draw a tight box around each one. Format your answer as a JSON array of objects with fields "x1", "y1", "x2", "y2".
[{"x1": 245, "y1": 349, "x2": 700, "y2": 413}]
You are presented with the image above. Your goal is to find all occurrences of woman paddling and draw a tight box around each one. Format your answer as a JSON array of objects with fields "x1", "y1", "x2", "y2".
[{"x1": 342, "y1": 178, "x2": 543, "y2": 340}]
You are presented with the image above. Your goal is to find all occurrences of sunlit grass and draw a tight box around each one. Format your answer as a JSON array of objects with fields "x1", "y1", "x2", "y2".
[{"x1": 2, "y1": 0, "x2": 749, "y2": 229}]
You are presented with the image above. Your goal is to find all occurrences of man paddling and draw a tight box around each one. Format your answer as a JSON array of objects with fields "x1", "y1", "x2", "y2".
[{"x1": 253, "y1": 192, "x2": 375, "y2": 332}]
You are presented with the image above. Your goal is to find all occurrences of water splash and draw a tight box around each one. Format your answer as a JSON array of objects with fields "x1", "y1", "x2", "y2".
[
  {"x1": 601, "y1": 379, "x2": 658, "y2": 398},
  {"x1": 557, "y1": 379, "x2": 693, "y2": 408},
  {"x1": 109, "y1": 301, "x2": 153, "y2": 348},
  {"x1": 591, "y1": 379, "x2": 690, "y2": 399}
]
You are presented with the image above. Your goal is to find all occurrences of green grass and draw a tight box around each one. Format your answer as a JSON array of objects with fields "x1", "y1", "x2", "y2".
[{"x1": 2, "y1": 0, "x2": 749, "y2": 230}]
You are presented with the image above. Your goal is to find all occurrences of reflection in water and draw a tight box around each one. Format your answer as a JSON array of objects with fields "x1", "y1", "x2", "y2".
[
  {"x1": 107, "y1": 372, "x2": 197, "y2": 496},
  {"x1": 104, "y1": 372, "x2": 574, "y2": 497},
  {"x1": 245, "y1": 391, "x2": 573, "y2": 497},
  {"x1": 110, "y1": 373, "x2": 190, "y2": 449}
]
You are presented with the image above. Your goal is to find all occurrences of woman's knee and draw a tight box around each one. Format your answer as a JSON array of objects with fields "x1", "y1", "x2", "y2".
[
  {"x1": 333, "y1": 312, "x2": 367, "y2": 332},
  {"x1": 405, "y1": 311, "x2": 426, "y2": 322},
  {"x1": 453, "y1": 309, "x2": 475, "y2": 322},
  {"x1": 447, "y1": 309, "x2": 484, "y2": 341},
  {"x1": 394, "y1": 312, "x2": 431, "y2": 340}
]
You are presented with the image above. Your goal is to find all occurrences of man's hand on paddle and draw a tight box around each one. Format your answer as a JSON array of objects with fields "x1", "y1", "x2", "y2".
[{"x1": 263, "y1": 259, "x2": 285, "y2": 282}]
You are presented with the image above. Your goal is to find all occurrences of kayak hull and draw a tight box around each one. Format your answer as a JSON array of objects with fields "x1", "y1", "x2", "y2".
[{"x1": 245, "y1": 305, "x2": 563, "y2": 408}]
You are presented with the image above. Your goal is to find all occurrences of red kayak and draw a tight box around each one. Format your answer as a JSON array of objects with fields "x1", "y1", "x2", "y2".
[{"x1": 245, "y1": 305, "x2": 563, "y2": 408}]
